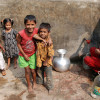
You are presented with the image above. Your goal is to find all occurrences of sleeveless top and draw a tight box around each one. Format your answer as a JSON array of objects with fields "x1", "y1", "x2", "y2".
[{"x1": 19, "y1": 28, "x2": 38, "y2": 57}]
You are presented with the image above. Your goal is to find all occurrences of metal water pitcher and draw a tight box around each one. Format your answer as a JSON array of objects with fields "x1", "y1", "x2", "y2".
[{"x1": 53, "y1": 49, "x2": 70, "y2": 72}]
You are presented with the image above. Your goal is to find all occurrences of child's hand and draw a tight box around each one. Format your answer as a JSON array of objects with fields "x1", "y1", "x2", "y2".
[
  {"x1": 0, "y1": 45, "x2": 5, "y2": 52},
  {"x1": 43, "y1": 57, "x2": 49, "y2": 66},
  {"x1": 2, "y1": 48, "x2": 5, "y2": 52},
  {"x1": 43, "y1": 60, "x2": 48, "y2": 66},
  {"x1": 1, "y1": 19, "x2": 3, "y2": 25},
  {"x1": 42, "y1": 39, "x2": 47, "y2": 46},
  {"x1": 47, "y1": 39, "x2": 53, "y2": 46},
  {"x1": 24, "y1": 54, "x2": 30, "y2": 61}
]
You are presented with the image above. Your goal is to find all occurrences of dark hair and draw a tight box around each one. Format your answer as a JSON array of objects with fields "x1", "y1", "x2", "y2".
[
  {"x1": 24, "y1": 15, "x2": 36, "y2": 24},
  {"x1": 2, "y1": 18, "x2": 14, "y2": 29},
  {"x1": 38, "y1": 23, "x2": 51, "y2": 33}
]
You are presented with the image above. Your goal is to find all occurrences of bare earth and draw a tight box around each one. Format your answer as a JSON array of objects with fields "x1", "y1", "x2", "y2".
[{"x1": 0, "y1": 63, "x2": 99, "y2": 100}]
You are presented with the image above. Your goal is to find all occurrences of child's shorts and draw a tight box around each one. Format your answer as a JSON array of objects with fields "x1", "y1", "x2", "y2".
[{"x1": 18, "y1": 53, "x2": 36, "y2": 69}]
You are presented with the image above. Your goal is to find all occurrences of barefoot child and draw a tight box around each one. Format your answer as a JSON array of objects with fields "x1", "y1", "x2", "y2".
[
  {"x1": 17, "y1": 15, "x2": 48, "y2": 93},
  {"x1": 1, "y1": 18, "x2": 19, "y2": 69},
  {"x1": 0, "y1": 40, "x2": 6, "y2": 76},
  {"x1": 36, "y1": 23, "x2": 54, "y2": 92}
]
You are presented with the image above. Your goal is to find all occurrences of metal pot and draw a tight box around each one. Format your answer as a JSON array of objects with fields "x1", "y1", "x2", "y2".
[{"x1": 53, "y1": 49, "x2": 70, "y2": 72}]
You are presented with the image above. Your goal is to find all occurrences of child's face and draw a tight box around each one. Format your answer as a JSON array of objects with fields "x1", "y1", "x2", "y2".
[
  {"x1": 39, "y1": 28, "x2": 49, "y2": 39},
  {"x1": 5, "y1": 22, "x2": 11, "y2": 30},
  {"x1": 25, "y1": 20, "x2": 36, "y2": 33}
]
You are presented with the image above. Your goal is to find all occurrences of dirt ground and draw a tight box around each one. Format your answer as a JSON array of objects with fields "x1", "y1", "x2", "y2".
[{"x1": 0, "y1": 63, "x2": 99, "y2": 100}]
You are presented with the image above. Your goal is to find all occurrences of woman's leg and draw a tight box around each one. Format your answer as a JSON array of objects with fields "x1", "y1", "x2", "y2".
[
  {"x1": 6, "y1": 57, "x2": 11, "y2": 70},
  {"x1": 31, "y1": 69, "x2": 36, "y2": 89},
  {"x1": 84, "y1": 56, "x2": 100, "y2": 73},
  {"x1": 25, "y1": 66, "x2": 33, "y2": 92}
]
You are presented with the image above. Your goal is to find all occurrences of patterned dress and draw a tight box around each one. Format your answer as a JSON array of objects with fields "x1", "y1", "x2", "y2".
[{"x1": 2, "y1": 29, "x2": 19, "y2": 58}]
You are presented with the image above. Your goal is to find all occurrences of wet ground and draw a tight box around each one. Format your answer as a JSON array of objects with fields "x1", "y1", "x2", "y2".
[{"x1": 0, "y1": 63, "x2": 99, "y2": 100}]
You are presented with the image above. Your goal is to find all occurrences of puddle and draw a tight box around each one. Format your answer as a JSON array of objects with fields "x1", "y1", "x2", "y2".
[
  {"x1": 0, "y1": 77, "x2": 8, "y2": 87},
  {"x1": 7, "y1": 94, "x2": 22, "y2": 100},
  {"x1": 26, "y1": 93, "x2": 36, "y2": 99}
]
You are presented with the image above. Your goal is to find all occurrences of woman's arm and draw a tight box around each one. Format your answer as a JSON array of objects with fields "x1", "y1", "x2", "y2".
[{"x1": 16, "y1": 34, "x2": 30, "y2": 61}]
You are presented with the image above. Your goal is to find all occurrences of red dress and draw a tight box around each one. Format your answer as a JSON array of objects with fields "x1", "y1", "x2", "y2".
[
  {"x1": 84, "y1": 47, "x2": 100, "y2": 73},
  {"x1": 18, "y1": 28, "x2": 38, "y2": 57}
]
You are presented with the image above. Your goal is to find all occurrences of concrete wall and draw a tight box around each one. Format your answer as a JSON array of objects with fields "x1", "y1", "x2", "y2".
[{"x1": 0, "y1": 0, "x2": 100, "y2": 57}]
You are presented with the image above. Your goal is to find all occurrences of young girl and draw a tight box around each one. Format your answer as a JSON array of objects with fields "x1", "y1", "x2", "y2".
[
  {"x1": 1, "y1": 18, "x2": 19, "y2": 70},
  {"x1": 0, "y1": 39, "x2": 6, "y2": 76}
]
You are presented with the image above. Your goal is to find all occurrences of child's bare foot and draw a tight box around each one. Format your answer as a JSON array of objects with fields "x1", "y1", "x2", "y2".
[
  {"x1": 33, "y1": 83, "x2": 37, "y2": 89},
  {"x1": 14, "y1": 65, "x2": 17, "y2": 69},
  {"x1": 2, "y1": 70, "x2": 6, "y2": 76},
  {"x1": 28, "y1": 86, "x2": 33, "y2": 93},
  {"x1": 48, "y1": 89, "x2": 54, "y2": 95}
]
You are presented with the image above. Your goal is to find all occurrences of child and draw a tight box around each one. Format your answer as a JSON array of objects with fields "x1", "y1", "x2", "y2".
[
  {"x1": 1, "y1": 18, "x2": 19, "y2": 69},
  {"x1": 0, "y1": 40, "x2": 6, "y2": 76},
  {"x1": 36, "y1": 23, "x2": 54, "y2": 92},
  {"x1": 16, "y1": 15, "x2": 49, "y2": 93}
]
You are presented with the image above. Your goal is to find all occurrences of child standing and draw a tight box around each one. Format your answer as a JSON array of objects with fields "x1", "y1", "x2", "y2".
[
  {"x1": 1, "y1": 18, "x2": 19, "y2": 69},
  {"x1": 0, "y1": 40, "x2": 6, "y2": 76},
  {"x1": 16, "y1": 15, "x2": 47, "y2": 93},
  {"x1": 36, "y1": 23, "x2": 54, "y2": 92}
]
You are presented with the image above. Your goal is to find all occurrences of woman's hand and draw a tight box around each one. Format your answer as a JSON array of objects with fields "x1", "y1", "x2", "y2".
[
  {"x1": 86, "y1": 40, "x2": 91, "y2": 44},
  {"x1": 95, "y1": 49, "x2": 100, "y2": 55}
]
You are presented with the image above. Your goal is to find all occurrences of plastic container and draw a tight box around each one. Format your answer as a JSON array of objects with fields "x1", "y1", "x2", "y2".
[{"x1": 91, "y1": 71, "x2": 100, "y2": 98}]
